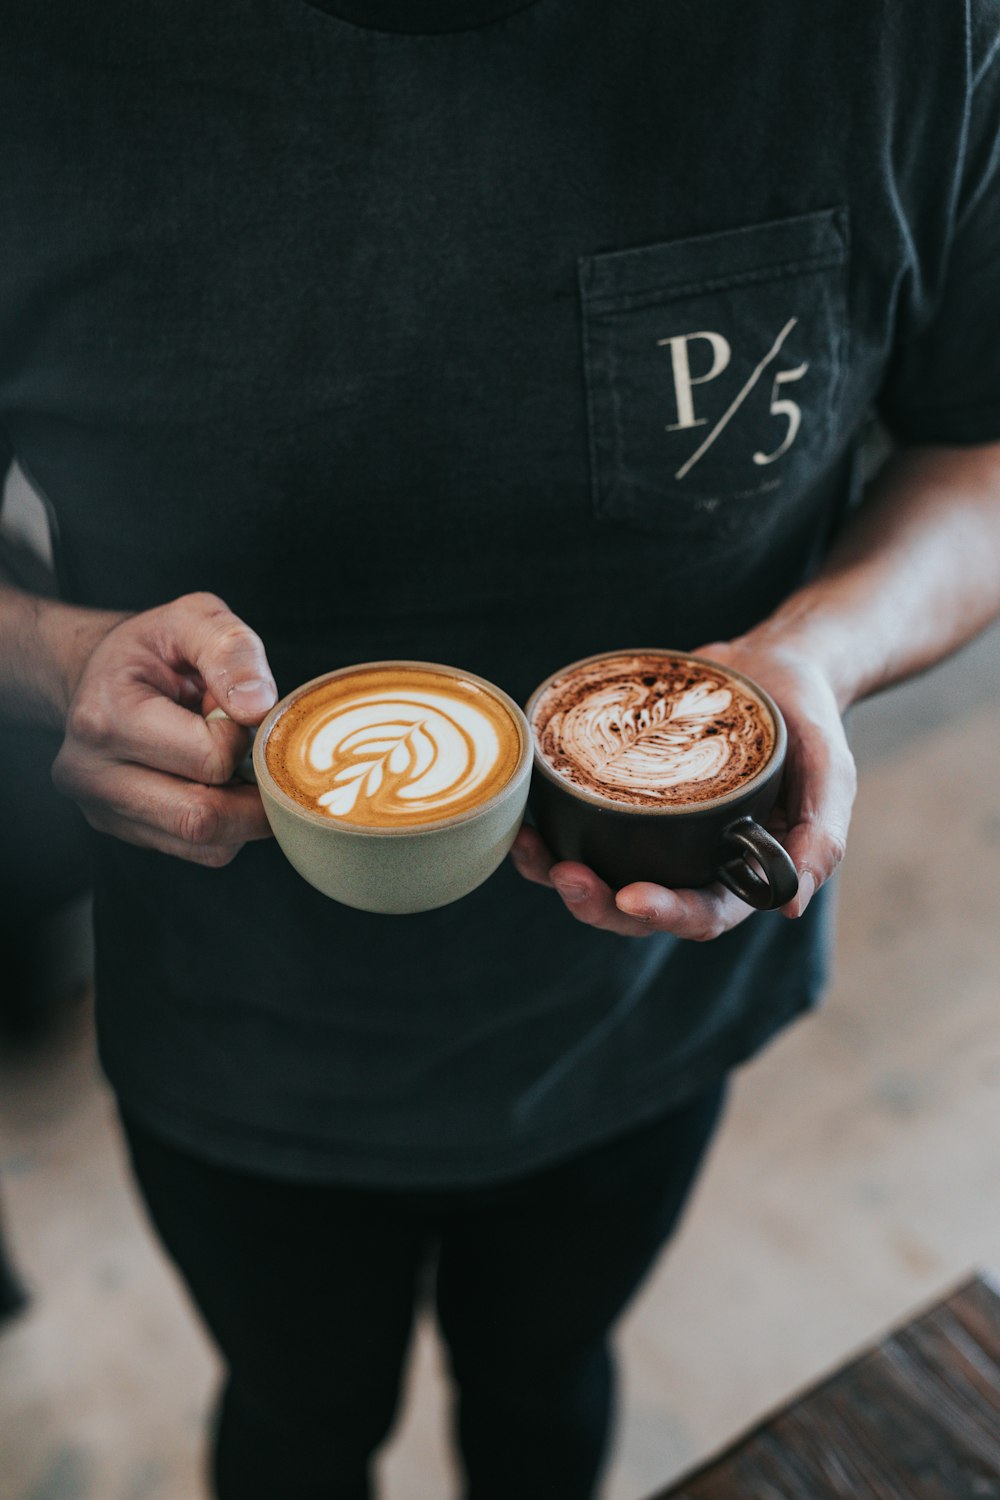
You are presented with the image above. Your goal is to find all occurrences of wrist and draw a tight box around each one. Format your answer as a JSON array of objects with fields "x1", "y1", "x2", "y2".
[
  {"x1": 729, "y1": 594, "x2": 865, "y2": 714},
  {"x1": 0, "y1": 588, "x2": 129, "y2": 729},
  {"x1": 42, "y1": 601, "x2": 130, "y2": 722}
]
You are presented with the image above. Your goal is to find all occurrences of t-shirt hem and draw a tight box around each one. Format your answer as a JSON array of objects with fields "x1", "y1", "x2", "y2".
[{"x1": 101, "y1": 999, "x2": 814, "y2": 1189}]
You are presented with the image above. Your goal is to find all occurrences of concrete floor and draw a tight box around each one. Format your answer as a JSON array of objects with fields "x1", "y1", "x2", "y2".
[{"x1": 1, "y1": 621, "x2": 999, "y2": 1500}]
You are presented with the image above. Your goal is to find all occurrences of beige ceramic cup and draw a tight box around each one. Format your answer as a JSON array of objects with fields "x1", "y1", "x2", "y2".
[{"x1": 252, "y1": 661, "x2": 532, "y2": 915}]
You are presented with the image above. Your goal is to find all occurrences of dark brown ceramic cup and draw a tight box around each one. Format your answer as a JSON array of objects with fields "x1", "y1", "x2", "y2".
[{"x1": 526, "y1": 649, "x2": 799, "y2": 912}]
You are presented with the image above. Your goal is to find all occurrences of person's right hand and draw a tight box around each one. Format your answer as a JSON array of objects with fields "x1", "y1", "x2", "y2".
[{"x1": 52, "y1": 592, "x2": 278, "y2": 867}]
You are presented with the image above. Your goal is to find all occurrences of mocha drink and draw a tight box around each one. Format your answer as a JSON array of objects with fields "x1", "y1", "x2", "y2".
[
  {"x1": 530, "y1": 653, "x2": 775, "y2": 810},
  {"x1": 526, "y1": 650, "x2": 798, "y2": 910}
]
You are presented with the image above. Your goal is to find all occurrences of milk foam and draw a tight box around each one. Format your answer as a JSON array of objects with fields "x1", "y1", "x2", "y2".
[
  {"x1": 533, "y1": 655, "x2": 774, "y2": 807},
  {"x1": 266, "y1": 668, "x2": 521, "y2": 828},
  {"x1": 309, "y1": 690, "x2": 500, "y2": 820}
]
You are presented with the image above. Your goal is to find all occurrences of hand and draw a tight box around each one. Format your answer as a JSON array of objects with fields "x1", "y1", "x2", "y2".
[
  {"x1": 52, "y1": 592, "x2": 278, "y2": 867},
  {"x1": 510, "y1": 637, "x2": 856, "y2": 941}
]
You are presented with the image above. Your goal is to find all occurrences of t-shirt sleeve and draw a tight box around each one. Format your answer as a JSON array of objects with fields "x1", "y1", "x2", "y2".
[{"x1": 878, "y1": 18, "x2": 1000, "y2": 445}]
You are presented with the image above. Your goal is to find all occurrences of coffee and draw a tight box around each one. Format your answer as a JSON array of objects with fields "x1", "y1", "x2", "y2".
[
  {"x1": 525, "y1": 649, "x2": 797, "y2": 910},
  {"x1": 530, "y1": 652, "x2": 776, "y2": 808},
  {"x1": 257, "y1": 661, "x2": 532, "y2": 912},
  {"x1": 265, "y1": 664, "x2": 524, "y2": 829}
]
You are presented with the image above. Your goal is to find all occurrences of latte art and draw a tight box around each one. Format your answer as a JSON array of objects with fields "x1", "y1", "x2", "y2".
[
  {"x1": 531, "y1": 653, "x2": 775, "y2": 807},
  {"x1": 265, "y1": 666, "x2": 523, "y2": 828}
]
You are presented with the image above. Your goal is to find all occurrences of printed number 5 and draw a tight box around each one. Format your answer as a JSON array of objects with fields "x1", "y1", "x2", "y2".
[{"x1": 753, "y1": 362, "x2": 808, "y2": 466}]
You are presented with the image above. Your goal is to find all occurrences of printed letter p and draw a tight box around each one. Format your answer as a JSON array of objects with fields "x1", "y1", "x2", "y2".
[{"x1": 659, "y1": 330, "x2": 732, "y2": 432}]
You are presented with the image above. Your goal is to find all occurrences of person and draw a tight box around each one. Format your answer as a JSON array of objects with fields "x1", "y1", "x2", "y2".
[{"x1": 2, "y1": 2, "x2": 999, "y2": 1496}]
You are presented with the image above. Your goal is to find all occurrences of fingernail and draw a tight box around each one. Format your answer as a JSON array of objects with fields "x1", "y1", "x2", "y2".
[
  {"x1": 228, "y1": 678, "x2": 277, "y2": 710},
  {"x1": 555, "y1": 883, "x2": 588, "y2": 903},
  {"x1": 797, "y1": 873, "x2": 816, "y2": 913}
]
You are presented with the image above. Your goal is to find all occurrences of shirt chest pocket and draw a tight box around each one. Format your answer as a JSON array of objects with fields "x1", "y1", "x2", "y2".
[{"x1": 579, "y1": 208, "x2": 850, "y2": 562}]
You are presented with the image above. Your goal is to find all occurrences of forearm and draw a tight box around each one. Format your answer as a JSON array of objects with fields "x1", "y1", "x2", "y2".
[
  {"x1": 744, "y1": 441, "x2": 1000, "y2": 711},
  {"x1": 0, "y1": 582, "x2": 126, "y2": 729}
]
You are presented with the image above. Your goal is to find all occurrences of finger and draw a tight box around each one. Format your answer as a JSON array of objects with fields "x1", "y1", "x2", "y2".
[
  {"x1": 72, "y1": 763, "x2": 273, "y2": 848},
  {"x1": 615, "y1": 880, "x2": 756, "y2": 941},
  {"x1": 555, "y1": 864, "x2": 751, "y2": 940},
  {"x1": 779, "y1": 717, "x2": 857, "y2": 916},
  {"x1": 177, "y1": 672, "x2": 206, "y2": 712},
  {"x1": 144, "y1": 592, "x2": 278, "y2": 726},
  {"x1": 546, "y1": 862, "x2": 666, "y2": 937},
  {"x1": 539, "y1": 858, "x2": 695, "y2": 936},
  {"x1": 509, "y1": 825, "x2": 559, "y2": 887},
  {"x1": 779, "y1": 714, "x2": 851, "y2": 912},
  {"x1": 510, "y1": 832, "x2": 668, "y2": 934},
  {"x1": 110, "y1": 688, "x2": 253, "y2": 785},
  {"x1": 510, "y1": 831, "x2": 681, "y2": 937},
  {"x1": 66, "y1": 676, "x2": 253, "y2": 785},
  {"x1": 517, "y1": 833, "x2": 758, "y2": 940},
  {"x1": 80, "y1": 804, "x2": 252, "y2": 868}
]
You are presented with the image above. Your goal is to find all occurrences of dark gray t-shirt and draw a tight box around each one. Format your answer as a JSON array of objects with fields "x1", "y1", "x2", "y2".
[{"x1": 2, "y1": 0, "x2": 998, "y2": 1183}]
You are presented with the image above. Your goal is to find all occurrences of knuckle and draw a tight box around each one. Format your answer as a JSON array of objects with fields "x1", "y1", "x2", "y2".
[
  {"x1": 207, "y1": 620, "x2": 267, "y2": 675},
  {"x1": 198, "y1": 738, "x2": 234, "y2": 786},
  {"x1": 797, "y1": 805, "x2": 849, "y2": 867},
  {"x1": 178, "y1": 590, "x2": 227, "y2": 617},
  {"x1": 66, "y1": 694, "x2": 113, "y2": 747},
  {"x1": 823, "y1": 829, "x2": 849, "y2": 868},
  {"x1": 213, "y1": 620, "x2": 256, "y2": 653},
  {"x1": 177, "y1": 792, "x2": 223, "y2": 847}
]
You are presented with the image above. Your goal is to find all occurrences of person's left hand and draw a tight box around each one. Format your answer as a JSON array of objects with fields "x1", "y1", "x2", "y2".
[{"x1": 509, "y1": 637, "x2": 857, "y2": 941}]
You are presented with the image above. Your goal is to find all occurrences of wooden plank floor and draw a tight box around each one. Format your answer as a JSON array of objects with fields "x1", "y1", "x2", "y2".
[{"x1": 652, "y1": 1275, "x2": 1000, "y2": 1499}]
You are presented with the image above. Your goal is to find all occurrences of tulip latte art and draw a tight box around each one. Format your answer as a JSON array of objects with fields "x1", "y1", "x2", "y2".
[
  {"x1": 531, "y1": 653, "x2": 775, "y2": 807},
  {"x1": 265, "y1": 666, "x2": 523, "y2": 828}
]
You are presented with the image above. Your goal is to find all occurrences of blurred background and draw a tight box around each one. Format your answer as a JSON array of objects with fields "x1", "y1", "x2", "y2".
[{"x1": 1, "y1": 458, "x2": 999, "y2": 1500}]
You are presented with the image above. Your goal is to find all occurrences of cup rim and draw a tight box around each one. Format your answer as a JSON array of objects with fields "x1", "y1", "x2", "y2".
[
  {"x1": 525, "y1": 648, "x2": 787, "y2": 817},
  {"x1": 253, "y1": 659, "x2": 533, "y2": 838}
]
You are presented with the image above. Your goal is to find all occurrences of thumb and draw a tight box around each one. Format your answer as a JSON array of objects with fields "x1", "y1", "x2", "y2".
[{"x1": 163, "y1": 592, "x2": 278, "y2": 726}]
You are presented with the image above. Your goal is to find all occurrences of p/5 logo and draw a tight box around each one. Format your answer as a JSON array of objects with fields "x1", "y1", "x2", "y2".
[{"x1": 658, "y1": 317, "x2": 808, "y2": 481}]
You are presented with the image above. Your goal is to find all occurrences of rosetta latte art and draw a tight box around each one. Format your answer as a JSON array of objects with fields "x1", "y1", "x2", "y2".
[
  {"x1": 532, "y1": 654, "x2": 775, "y2": 807},
  {"x1": 265, "y1": 668, "x2": 522, "y2": 828},
  {"x1": 307, "y1": 692, "x2": 498, "y2": 820}
]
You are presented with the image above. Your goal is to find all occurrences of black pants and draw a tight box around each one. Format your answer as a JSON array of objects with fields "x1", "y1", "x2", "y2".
[{"x1": 121, "y1": 1085, "x2": 725, "y2": 1500}]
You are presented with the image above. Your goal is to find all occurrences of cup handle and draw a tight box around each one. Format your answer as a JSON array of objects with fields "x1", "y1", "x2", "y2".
[
  {"x1": 716, "y1": 816, "x2": 799, "y2": 912},
  {"x1": 205, "y1": 707, "x2": 257, "y2": 783}
]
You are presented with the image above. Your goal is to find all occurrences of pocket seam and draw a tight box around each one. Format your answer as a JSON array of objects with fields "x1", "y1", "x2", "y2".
[
  {"x1": 582, "y1": 252, "x2": 848, "y2": 315},
  {"x1": 580, "y1": 206, "x2": 849, "y2": 302}
]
